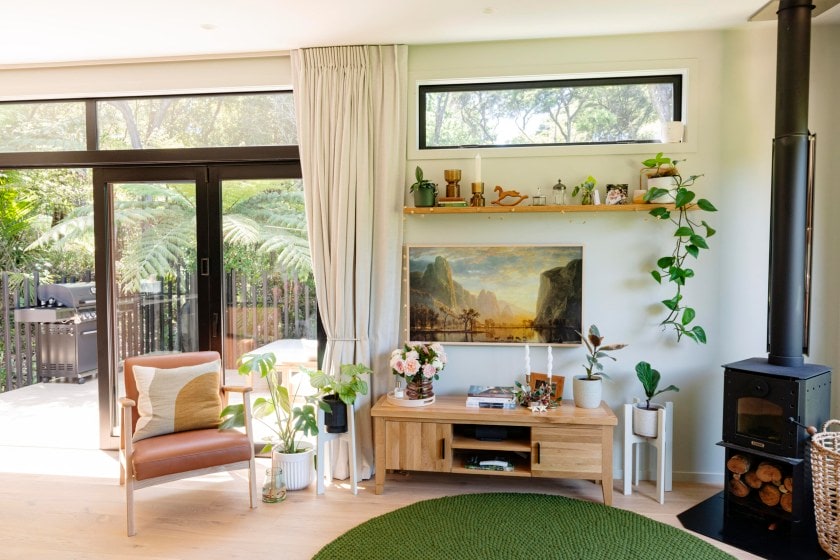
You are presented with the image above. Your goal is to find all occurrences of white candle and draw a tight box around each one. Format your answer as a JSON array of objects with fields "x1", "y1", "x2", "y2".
[
  {"x1": 475, "y1": 153, "x2": 482, "y2": 184},
  {"x1": 547, "y1": 346, "x2": 553, "y2": 379},
  {"x1": 524, "y1": 344, "x2": 530, "y2": 375}
]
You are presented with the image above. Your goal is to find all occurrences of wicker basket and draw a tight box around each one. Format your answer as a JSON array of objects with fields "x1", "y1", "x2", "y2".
[{"x1": 811, "y1": 419, "x2": 840, "y2": 559}]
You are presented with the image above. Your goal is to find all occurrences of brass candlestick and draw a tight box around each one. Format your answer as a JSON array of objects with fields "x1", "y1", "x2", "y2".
[
  {"x1": 470, "y1": 182, "x2": 485, "y2": 207},
  {"x1": 444, "y1": 169, "x2": 462, "y2": 198}
]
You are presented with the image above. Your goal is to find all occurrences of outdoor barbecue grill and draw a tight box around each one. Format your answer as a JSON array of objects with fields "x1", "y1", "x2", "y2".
[{"x1": 14, "y1": 281, "x2": 98, "y2": 384}]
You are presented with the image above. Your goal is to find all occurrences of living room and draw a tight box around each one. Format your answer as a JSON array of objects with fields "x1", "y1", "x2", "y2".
[{"x1": 1, "y1": 1, "x2": 839, "y2": 559}]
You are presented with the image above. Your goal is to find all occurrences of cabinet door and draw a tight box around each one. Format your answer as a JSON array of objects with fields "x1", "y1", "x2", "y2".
[
  {"x1": 531, "y1": 425, "x2": 603, "y2": 478},
  {"x1": 384, "y1": 421, "x2": 451, "y2": 472}
]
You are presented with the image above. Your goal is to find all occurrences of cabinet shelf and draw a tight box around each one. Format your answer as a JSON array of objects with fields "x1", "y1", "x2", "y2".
[
  {"x1": 403, "y1": 203, "x2": 673, "y2": 215},
  {"x1": 450, "y1": 434, "x2": 531, "y2": 453}
]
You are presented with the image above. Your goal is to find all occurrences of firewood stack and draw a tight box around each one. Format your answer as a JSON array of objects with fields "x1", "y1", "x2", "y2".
[{"x1": 726, "y1": 454, "x2": 794, "y2": 513}]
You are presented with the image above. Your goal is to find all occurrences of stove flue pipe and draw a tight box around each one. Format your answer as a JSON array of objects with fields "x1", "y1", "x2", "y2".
[{"x1": 768, "y1": 0, "x2": 813, "y2": 367}]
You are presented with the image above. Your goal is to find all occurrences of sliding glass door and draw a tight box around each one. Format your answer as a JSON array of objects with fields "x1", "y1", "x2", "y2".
[{"x1": 95, "y1": 163, "x2": 308, "y2": 449}]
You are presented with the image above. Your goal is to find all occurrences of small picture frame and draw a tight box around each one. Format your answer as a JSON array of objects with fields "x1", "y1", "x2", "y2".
[
  {"x1": 605, "y1": 184, "x2": 628, "y2": 205},
  {"x1": 527, "y1": 372, "x2": 564, "y2": 401}
]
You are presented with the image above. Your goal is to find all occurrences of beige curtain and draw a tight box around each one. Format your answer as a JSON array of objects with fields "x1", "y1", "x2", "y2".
[{"x1": 292, "y1": 45, "x2": 407, "y2": 480}]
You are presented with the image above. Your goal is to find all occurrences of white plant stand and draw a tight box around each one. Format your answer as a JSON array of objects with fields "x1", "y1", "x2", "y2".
[
  {"x1": 623, "y1": 401, "x2": 673, "y2": 504},
  {"x1": 316, "y1": 402, "x2": 358, "y2": 495}
]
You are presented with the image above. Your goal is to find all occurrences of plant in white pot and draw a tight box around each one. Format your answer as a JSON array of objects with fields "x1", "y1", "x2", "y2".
[
  {"x1": 220, "y1": 352, "x2": 323, "y2": 490},
  {"x1": 640, "y1": 152, "x2": 679, "y2": 202},
  {"x1": 573, "y1": 325, "x2": 626, "y2": 409},
  {"x1": 307, "y1": 363, "x2": 371, "y2": 434},
  {"x1": 632, "y1": 361, "x2": 679, "y2": 437}
]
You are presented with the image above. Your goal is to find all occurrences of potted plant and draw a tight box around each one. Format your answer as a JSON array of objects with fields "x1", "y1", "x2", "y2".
[
  {"x1": 640, "y1": 152, "x2": 679, "y2": 202},
  {"x1": 641, "y1": 154, "x2": 717, "y2": 343},
  {"x1": 573, "y1": 325, "x2": 626, "y2": 409},
  {"x1": 308, "y1": 363, "x2": 371, "y2": 433},
  {"x1": 220, "y1": 352, "x2": 323, "y2": 490},
  {"x1": 632, "y1": 361, "x2": 679, "y2": 437},
  {"x1": 571, "y1": 175, "x2": 597, "y2": 205},
  {"x1": 410, "y1": 166, "x2": 438, "y2": 207}
]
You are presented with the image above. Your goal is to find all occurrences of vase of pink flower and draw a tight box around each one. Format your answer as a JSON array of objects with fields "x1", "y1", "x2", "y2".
[{"x1": 390, "y1": 342, "x2": 447, "y2": 401}]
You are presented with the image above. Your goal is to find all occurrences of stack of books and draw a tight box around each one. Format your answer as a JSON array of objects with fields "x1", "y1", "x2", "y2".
[
  {"x1": 437, "y1": 196, "x2": 468, "y2": 207},
  {"x1": 466, "y1": 385, "x2": 516, "y2": 409}
]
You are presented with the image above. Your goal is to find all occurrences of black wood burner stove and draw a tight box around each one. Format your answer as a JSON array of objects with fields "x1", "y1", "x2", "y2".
[{"x1": 679, "y1": 1, "x2": 835, "y2": 559}]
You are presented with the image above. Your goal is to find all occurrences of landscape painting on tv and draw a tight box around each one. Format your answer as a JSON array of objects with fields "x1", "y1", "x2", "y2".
[{"x1": 406, "y1": 245, "x2": 583, "y2": 345}]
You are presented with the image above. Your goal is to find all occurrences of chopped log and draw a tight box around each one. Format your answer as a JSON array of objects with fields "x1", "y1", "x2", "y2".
[
  {"x1": 759, "y1": 483, "x2": 782, "y2": 507},
  {"x1": 784, "y1": 477, "x2": 794, "y2": 492},
  {"x1": 745, "y1": 470, "x2": 763, "y2": 489},
  {"x1": 727, "y1": 454, "x2": 751, "y2": 475},
  {"x1": 729, "y1": 477, "x2": 751, "y2": 498},
  {"x1": 780, "y1": 492, "x2": 793, "y2": 513},
  {"x1": 756, "y1": 462, "x2": 783, "y2": 484}
]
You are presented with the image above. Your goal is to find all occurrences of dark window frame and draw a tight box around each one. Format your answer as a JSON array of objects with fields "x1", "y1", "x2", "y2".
[{"x1": 418, "y1": 74, "x2": 683, "y2": 150}]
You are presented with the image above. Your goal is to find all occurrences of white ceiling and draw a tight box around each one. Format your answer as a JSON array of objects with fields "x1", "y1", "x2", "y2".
[{"x1": 2, "y1": 0, "x2": 838, "y2": 66}]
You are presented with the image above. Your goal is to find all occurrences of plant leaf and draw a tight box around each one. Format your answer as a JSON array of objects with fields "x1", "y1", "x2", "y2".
[
  {"x1": 702, "y1": 220, "x2": 716, "y2": 237},
  {"x1": 682, "y1": 307, "x2": 696, "y2": 325},
  {"x1": 662, "y1": 295, "x2": 681, "y2": 311},
  {"x1": 674, "y1": 226, "x2": 693, "y2": 237},
  {"x1": 674, "y1": 189, "x2": 695, "y2": 208},
  {"x1": 685, "y1": 244, "x2": 699, "y2": 258},
  {"x1": 689, "y1": 234, "x2": 708, "y2": 249},
  {"x1": 692, "y1": 325, "x2": 707, "y2": 344},
  {"x1": 651, "y1": 270, "x2": 662, "y2": 284},
  {"x1": 649, "y1": 207, "x2": 670, "y2": 219},
  {"x1": 697, "y1": 199, "x2": 717, "y2": 212},
  {"x1": 657, "y1": 256, "x2": 675, "y2": 269}
]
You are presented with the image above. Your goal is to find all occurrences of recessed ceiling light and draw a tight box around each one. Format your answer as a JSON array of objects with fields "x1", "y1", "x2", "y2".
[
  {"x1": 482, "y1": 7, "x2": 496, "y2": 15},
  {"x1": 200, "y1": 23, "x2": 218, "y2": 31}
]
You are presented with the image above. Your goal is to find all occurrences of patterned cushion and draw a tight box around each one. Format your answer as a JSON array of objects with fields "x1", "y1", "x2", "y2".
[{"x1": 131, "y1": 360, "x2": 223, "y2": 442}]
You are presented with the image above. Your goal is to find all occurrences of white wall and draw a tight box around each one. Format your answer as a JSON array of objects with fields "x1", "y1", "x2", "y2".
[{"x1": 404, "y1": 24, "x2": 840, "y2": 483}]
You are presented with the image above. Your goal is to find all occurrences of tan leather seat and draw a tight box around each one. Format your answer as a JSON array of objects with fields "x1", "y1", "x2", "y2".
[{"x1": 119, "y1": 351, "x2": 257, "y2": 536}]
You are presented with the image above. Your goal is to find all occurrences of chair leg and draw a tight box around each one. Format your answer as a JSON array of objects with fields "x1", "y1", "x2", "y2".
[{"x1": 126, "y1": 477, "x2": 136, "y2": 537}]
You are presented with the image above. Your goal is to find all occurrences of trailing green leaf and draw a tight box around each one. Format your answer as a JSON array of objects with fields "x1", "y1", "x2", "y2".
[
  {"x1": 657, "y1": 256, "x2": 675, "y2": 269},
  {"x1": 682, "y1": 307, "x2": 696, "y2": 325},
  {"x1": 697, "y1": 199, "x2": 717, "y2": 212},
  {"x1": 649, "y1": 207, "x2": 671, "y2": 219},
  {"x1": 685, "y1": 245, "x2": 699, "y2": 258}
]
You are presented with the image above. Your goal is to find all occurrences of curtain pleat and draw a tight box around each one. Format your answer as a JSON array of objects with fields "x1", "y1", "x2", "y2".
[{"x1": 292, "y1": 45, "x2": 406, "y2": 480}]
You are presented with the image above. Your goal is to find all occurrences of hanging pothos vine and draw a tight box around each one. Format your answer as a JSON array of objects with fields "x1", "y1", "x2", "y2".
[{"x1": 642, "y1": 153, "x2": 717, "y2": 343}]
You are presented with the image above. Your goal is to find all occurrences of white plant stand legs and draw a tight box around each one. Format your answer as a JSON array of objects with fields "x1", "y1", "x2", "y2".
[
  {"x1": 623, "y1": 401, "x2": 673, "y2": 504},
  {"x1": 316, "y1": 403, "x2": 357, "y2": 495}
]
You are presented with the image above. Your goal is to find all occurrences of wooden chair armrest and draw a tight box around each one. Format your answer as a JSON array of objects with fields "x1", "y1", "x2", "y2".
[
  {"x1": 222, "y1": 385, "x2": 253, "y2": 394},
  {"x1": 119, "y1": 397, "x2": 136, "y2": 408}
]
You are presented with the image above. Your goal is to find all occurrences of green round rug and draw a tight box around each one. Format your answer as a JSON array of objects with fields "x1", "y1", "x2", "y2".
[{"x1": 314, "y1": 492, "x2": 735, "y2": 560}]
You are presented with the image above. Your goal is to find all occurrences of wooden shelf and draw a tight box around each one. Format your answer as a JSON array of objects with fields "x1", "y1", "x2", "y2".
[
  {"x1": 403, "y1": 203, "x2": 673, "y2": 215},
  {"x1": 450, "y1": 435, "x2": 531, "y2": 453}
]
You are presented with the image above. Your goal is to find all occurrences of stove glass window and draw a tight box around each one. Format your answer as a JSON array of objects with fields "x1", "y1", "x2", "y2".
[{"x1": 736, "y1": 397, "x2": 784, "y2": 442}]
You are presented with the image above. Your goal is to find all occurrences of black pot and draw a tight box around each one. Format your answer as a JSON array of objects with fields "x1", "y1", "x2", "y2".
[{"x1": 323, "y1": 394, "x2": 348, "y2": 433}]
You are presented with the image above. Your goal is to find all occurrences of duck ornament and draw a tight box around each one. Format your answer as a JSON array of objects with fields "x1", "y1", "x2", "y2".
[{"x1": 491, "y1": 185, "x2": 529, "y2": 206}]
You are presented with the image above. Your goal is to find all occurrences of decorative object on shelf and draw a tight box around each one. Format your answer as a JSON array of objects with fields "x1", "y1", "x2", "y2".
[
  {"x1": 632, "y1": 361, "x2": 679, "y2": 437},
  {"x1": 532, "y1": 187, "x2": 547, "y2": 206},
  {"x1": 573, "y1": 325, "x2": 627, "y2": 409},
  {"x1": 641, "y1": 153, "x2": 717, "y2": 344},
  {"x1": 410, "y1": 165, "x2": 438, "y2": 208},
  {"x1": 552, "y1": 179, "x2": 567, "y2": 205},
  {"x1": 262, "y1": 466, "x2": 287, "y2": 503},
  {"x1": 308, "y1": 362, "x2": 371, "y2": 434},
  {"x1": 390, "y1": 341, "x2": 447, "y2": 405},
  {"x1": 529, "y1": 372, "x2": 564, "y2": 403},
  {"x1": 605, "y1": 184, "x2": 628, "y2": 205},
  {"x1": 470, "y1": 182, "x2": 485, "y2": 207},
  {"x1": 632, "y1": 189, "x2": 647, "y2": 204},
  {"x1": 514, "y1": 378, "x2": 553, "y2": 409},
  {"x1": 406, "y1": 245, "x2": 582, "y2": 345},
  {"x1": 444, "y1": 169, "x2": 462, "y2": 198},
  {"x1": 474, "y1": 153, "x2": 482, "y2": 184},
  {"x1": 437, "y1": 196, "x2": 467, "y2": 207},
  {"x1": 571, "y1": 175, "x2": 597, "y2": 205},
  {"x1": 491, "y1": 185, "x2": 529, "y2": 206},
  {"x1": 640, "y1": 152, "x2": 678, "y2": 202}
]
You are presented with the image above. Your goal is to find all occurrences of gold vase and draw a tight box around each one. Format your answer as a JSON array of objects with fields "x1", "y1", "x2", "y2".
[{"x1": 405, "y1": 378, "x2": 434, "y2": 400}]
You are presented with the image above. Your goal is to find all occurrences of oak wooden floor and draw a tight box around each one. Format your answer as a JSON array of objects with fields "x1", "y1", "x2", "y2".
[{"x1": 0, "y1": 446, "x2": 763, "y2": 560}]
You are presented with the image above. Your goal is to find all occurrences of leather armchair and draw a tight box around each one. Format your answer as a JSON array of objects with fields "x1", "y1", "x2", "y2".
[{"x1": 119, "y1": 351, "x2": 257, "y2": 536}]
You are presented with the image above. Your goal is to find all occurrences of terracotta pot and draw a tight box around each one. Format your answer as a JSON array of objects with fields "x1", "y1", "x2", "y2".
[{"x1": 572, "y1": 376, "x2": 602, "y2": 409}]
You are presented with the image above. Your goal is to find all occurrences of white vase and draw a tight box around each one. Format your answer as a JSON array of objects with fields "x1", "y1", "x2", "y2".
[
  {"x1": 572, "y1": 376, "x2": 602, "y2": 409},
  {"x1": 645, "y1": 176, "x2": 676, "y2": 202},
  {"x1": 632, "y1": 403, "x2": 663, "y2": 438},
  {"x1": 272, "y1": 442, "x2": 315, "y2": 491}
]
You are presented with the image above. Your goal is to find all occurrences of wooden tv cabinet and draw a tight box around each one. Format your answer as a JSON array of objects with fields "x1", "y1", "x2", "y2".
[{"x1": 371, "y1": 395, "x2": 618, "y2": 505}]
